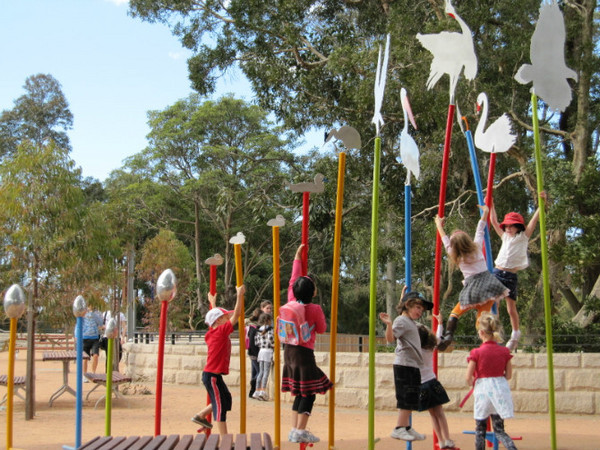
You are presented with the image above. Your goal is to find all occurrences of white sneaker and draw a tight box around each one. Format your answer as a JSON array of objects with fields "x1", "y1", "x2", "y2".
[
  {"x1": 442, "y1": 439, "x2": 456, "y2": 448},
  {"x1": 252, "y1": 391, "x2": 262, "y2": 400},
  {"x1": 390, "y1": 427, "x2": 415, "y2": 441},
  {"x1": 288, "y1": 428, "x2": 300, "y2": 443},
  {"x1": 296, "y1": 429, "x2": 320, "y2": 443},
  {"x1": 259, "y1": 391, "x2": 269, "y2": 401},
  {"x1": 408, "y1": 427, "x2": 426, "y2": 441},
  {"x1": 83, "y1": 378, "x2": 90, "y2": 383}
]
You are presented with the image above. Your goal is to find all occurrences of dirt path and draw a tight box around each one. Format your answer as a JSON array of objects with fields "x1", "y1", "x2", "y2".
[{"x1": 0, "y1": 351, "x2": 597, "y2": 449}]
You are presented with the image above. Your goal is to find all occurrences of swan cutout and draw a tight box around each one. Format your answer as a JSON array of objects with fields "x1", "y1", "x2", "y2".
[
  {"x1": 416, "y1": 0, "x2": 478, "y2": 103},
  {"x1": 229, "y1": 232, "x2": 246, "y2": 245},
  {"x1": 474, "y1": 93, "x2": 516, "y2": 154},
  {"x1": 514, "y1": 0, "x2": 577, "y2": 112},
  {"x1": 326, "y1": 126, "x2": 361, "y2": 151},
  {"x1": 267, "y1": 215, "x2": 286, "y2": 227},
  {"x1": 287, "y1": 173, "x2": 325, "y2": 193},
  {"x1": 399, "y1": 88, "x2": 420, "y2": 184},
  {"x1": 204, "y1": 254, "x2": 224, "y2": 266}
]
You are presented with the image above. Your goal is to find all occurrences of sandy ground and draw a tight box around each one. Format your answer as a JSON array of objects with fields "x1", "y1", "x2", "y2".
[{"x1": 1, "y1": 350, "x2": 598, "y2": 449}]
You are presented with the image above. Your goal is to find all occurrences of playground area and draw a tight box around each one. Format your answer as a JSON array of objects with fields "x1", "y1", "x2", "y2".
[{"x1": 1, "y1": 351, "x2": 598, "y2": 449}]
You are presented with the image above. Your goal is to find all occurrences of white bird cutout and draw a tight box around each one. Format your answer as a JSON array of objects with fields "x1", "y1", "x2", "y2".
[
  {"x1": 204, "y1": 253, "x2": 224, "y2": 266},
  {"x1": 399, "y1": 88, "x2": 419, "y2": 185},
  {"x1": 514, "y1": 0, "x2": 577, "y2": 112},
  {"x1": 267, "y1": 215, "x2": 286, "y2": 227},
  {"x1": 287, "y1": 173, "x2": 325, "y2": 193},
  {"x1": 416, "y1": 0, "x2": 477, "y2": 104},
  {"x1": 229, "y1": 232, "x2": 246, "y2": 245},
  {"x1": 474, "y1": 93, "x2": 516, "y2": 154},
  {"x1": 371, "y1": 34, "x2": 391, "y2": 136},
  {"x1": 326, "y1": 126, "x2": 361, "y2": 151}
]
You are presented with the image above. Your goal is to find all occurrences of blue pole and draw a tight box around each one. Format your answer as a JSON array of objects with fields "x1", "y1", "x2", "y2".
[
  {"x1": 464, "y1": 129, "x2": 497, "y2": 315},
  {"x1": 75, "y1": 316, "x2": 83, "y2": 448}
]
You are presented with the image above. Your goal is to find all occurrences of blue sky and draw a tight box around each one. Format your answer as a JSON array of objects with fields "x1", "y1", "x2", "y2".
[{"x1": 0, "y1": 0, "x2": 322, "y2": 182}]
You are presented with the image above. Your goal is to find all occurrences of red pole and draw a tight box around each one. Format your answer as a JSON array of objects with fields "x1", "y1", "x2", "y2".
[
  {"x1": 154, "y1": 300, "x2": 169, "y2": 436},
  {"x1": 432, "y1": 104, "x2": 455, "y2": 450},
  {"x1": 209, "y1": 265, "x2": 217, "y2": 296},
  {"x1": 301, "y1": 192, "x2": 310, "y2": 276}
]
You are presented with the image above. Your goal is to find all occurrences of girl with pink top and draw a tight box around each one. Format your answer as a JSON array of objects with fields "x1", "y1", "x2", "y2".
[
  {"x1": 281, "y1": 244, "x2": 332, "y2": 444},
  {"x1": 434, "y1": 205, "x2": 508, "y2": 351}
]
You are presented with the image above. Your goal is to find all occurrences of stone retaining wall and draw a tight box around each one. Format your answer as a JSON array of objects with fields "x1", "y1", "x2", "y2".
[{"x1": 122, "y1": 343, "x2": 600, "y2": 415}]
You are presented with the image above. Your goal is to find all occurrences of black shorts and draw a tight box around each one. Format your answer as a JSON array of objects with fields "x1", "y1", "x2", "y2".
[
  {"x1": 202, "y1": 372, "x2": 232, "y2": 422},
  {"x1": 494, "y1": 269, "x2": 518, "y2": 301},
  {"x1": 83, "y1": 338, "x2": 100, "y2": 356},
  {"x1": 393, "y1": 365, "x2": 421, "y2": 411}
]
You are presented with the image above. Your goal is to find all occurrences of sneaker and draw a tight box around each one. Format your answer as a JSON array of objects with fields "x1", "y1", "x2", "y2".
[
  {"x1": 296, "y1": 429, "x2": 320, "y2": 443},
  {"x1": 408, "y1": 427, "x2": 426, "y2": 441},
  {"x1": 191, "y1": 415, "x2": 213, "y2": 429},
  {"x1": 252, "y1": 391, "x2": 262, "y2": 400},
  {"x1": 259, "y1": 391, "x2": 269, "y2": 401},
  {"x1": 83, "y1": 378, "x2": 90, "y2": 383},
  {"x1": 390, "y1": 427, "x2": 415, "y2": 441},
  {"x1": 442, "y1": 439, "x2": 456, "y2": 448},
  {"x1": 288, "y1": 429, "x2": 300, "y2": 443}
]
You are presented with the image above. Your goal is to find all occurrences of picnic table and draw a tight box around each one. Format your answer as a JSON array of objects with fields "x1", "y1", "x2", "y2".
[
  {"x1": 43, "y1": 350, "x2": 89, "y2": 406},
  {"x1": 84, "y1": 371, "x2": 132, "y2": 409},
  {"x1": 78, "y1": 432, "x2": 273, "y2": 450},
  {"x1": 0, "y1": 374, "x2": 26, "y2": 406}
]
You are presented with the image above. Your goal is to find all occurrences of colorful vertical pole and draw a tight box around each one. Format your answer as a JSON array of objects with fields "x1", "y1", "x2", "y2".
[
  {"x1": 72, "y1": 295, "x2": 86, "y2": 449},
  {"x1": 230, "y1": 233, "x2": 246, "y2": 433},
  {"x1": 368, "y1": 137, "x2": 382, "y2": 450},
  {"x1": 531, "y1": 93, "x2": 556, "y2": 449},
  {"x1": 104, "y1": 318, "x2": 118, "y2": 436},
  {"x1": 328, "y1": 150, "x2": 346, "y2": 449},
  {"x1": 154, "y1": 269, "x2": 177, "y2": 436},
  {"x1": 301, "y1": 192, "x2": 310, "y2": 276},
  {"x1": 267, "y1": 215, "x2": 285, "y2": 449},
  {"x1": 433, "y1": 104, "x2": 455, "y2": 371},
  {"x1": 3, "y1": 284, "x2": 26, "y2": 450},
  {"x1": 405, "y1": 184, "x2": 412, "y2": 291}
]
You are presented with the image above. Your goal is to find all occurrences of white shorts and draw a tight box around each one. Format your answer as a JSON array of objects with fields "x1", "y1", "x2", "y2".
[{"x1": 473, "y1": 376, "x2": 514, "y2": 420}]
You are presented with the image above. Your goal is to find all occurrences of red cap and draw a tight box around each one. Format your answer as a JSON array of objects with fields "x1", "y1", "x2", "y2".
[{"x1": 500, "y1": 212, "x2": 525, "y2": 231}]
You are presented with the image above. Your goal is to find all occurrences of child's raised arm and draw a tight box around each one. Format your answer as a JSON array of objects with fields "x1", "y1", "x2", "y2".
[
  {"x1": 477, "y1": 204, "x2": 489, "y2": 222},
  {"x1": 434, "y1": 215, "x2": 447, "y2": 239},
  {"x1": 229, "y1": 284, "x2": 246, "y2": 326},
  {"x1": 379, "y1": 312, "x2": 394, "y2": 344},
  {"x1": 490, "y1": 202, "x2": 503, "y2": 237},
  {"x1": 525, "y1": 191, "x2": 547, "y2": 238}
]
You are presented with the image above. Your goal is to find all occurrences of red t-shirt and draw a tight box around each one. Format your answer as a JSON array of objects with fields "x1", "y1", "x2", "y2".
[
  {"x1": 204, "y1": 320, "x2": 234, "y2": 374},
  {"x1": 467, "y1": 340, "x2": 513, "y2": 379}
]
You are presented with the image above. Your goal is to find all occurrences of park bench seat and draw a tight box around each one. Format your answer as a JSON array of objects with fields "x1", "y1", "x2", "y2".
[
  {"x1": 84, "y1": 372, "x2": 132, "y2": 409},
  {"x1": 78, "y1": 432, "x2": 273, "y2": 449},
  {"x1": 0, "y1": 374, "x2": 26, "y2": 406}
]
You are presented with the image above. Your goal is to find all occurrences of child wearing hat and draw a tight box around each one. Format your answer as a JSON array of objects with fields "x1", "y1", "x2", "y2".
[
  {"x1": 379, "y1": 288, "x2": 433, "y2": 442},
  {"x1": 191, "y1": 284, "x2": 246, "y2": 434},
  {"x1": 490, "y1": 191, "x2": 547, "y2": 351}
]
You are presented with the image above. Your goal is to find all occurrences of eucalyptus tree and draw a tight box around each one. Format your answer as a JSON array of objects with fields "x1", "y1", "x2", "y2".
[
  {"x1": 119, "y1": 95, "x2": 296, "y2": 313},
  {"x1": 0, "y1": 74, "x2": 73, "y2": 159},
  {"x1": 129, "y1": 0, "x2": 600, "y2": 331}
]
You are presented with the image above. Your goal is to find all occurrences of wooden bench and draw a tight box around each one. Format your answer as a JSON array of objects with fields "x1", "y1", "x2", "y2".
[
  {"x1": 78, "y1": 433, "x2": 273, "y2": 449},
  {"x1": 84, "y1": 372, "x2": 132, "y2": 409},
  {"x1": 0, "y1": 374, "x2": 26, "y2": 406},
  {"x1": 15, "y1": 332, "x2": 74, "y2": 352}
]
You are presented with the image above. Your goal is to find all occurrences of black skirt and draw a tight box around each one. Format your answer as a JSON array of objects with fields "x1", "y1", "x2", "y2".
[
  {"x1": 281, "y1": 344, "x2": 333, "y2": 396},
  {"x1": 418, "y1": 378, "x2": 450, "y2": 411}
]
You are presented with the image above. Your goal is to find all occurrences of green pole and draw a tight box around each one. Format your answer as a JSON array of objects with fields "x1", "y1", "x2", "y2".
[
  {"x1": 105, "y1": 337, "x2": 114, "y2": 436},
  {"x1": 531, "y1": 93, "x2": 556, "y2": 450},
  {"x1": 368, "y1": 136, "x2": 381, "y2": 450}
]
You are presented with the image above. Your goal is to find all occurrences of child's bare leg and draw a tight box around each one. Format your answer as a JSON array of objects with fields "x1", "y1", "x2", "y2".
[
  {"x1": 296, "y1": 412, "x2": 309, "y2": 430},
  {"x1": 429, "y1": 405, "x2": 450, "y2": 442},
  {"x1": 196, "y1": 403, "x2": 212, "y2": 419},
  {"x1": 506, "y1": 298, "x2": 521, "y2": 351},
  {"x1": 291, "y1": 410, "x2": 299, "y2": 429},
  {"x1": 397, "y1": 409, "x2": 411, "y2": 427},
  {"x1": 215, "y1": 421, "x2": 227, "y2": 435}
]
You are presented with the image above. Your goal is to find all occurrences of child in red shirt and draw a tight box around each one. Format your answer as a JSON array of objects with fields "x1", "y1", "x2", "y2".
[{"x1": 191, "y1": 284, "x2": 245, "y2": 435}]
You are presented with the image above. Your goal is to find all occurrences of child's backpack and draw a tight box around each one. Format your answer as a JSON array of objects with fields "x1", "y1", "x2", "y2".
[{"x1": 276, "y1": 301, "x2": 314, "y2": 345}]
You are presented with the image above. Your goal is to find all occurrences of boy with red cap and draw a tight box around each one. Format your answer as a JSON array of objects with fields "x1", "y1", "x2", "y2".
[
  {"x1": 490, "y1": 192, "x2": 547, "y2": 351},
  {"x1": 191, "y1": 284, "x2": 246, "y2": 434}
]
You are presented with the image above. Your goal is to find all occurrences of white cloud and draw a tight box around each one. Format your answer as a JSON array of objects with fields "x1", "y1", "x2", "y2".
[{"x1": 104, "y1": 0, "x2": 129, "y2": 6}]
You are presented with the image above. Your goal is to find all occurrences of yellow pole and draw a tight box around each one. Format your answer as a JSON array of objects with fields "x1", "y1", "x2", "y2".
[
  {"x1": 328, "y1": 151, "x2": 346, "y2": 449},
  {"x1": 233, "y1": 243, "x2": 246, "y2": 433},
  {"x1": 272, "y1": 226, "x2": 282, "y2": 449},
  {"x1": 6, "y1": 317, "x2": 17, "y2": 450}
]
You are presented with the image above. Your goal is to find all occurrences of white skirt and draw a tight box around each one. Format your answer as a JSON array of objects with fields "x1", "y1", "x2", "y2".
[{"x1": 473, "y1": 376, "x2": 514, "y2": 420}]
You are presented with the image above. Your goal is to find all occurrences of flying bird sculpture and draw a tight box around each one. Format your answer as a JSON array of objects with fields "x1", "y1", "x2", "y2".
[
  {"x1": 371, "y1": 34, "x2": 391, "y2": 136},
  {"x1": 416, "y1": 0, "x2": 477, "y2": 103},
  {"x1": 287, "y1": 173, "x2": 325, "y2": 193},
  {"x1": 474, "y1": 92, "x2": 516, "y2": 154},
  {"x1": 326, "y1": 126, "x2": 361, "y2": 151},
  {"x1": 399, "y1": 88, "x2": 420, "y2": 184},
  {"x1": 514, "y1": 0, "x2": 577, "y2": 112}
]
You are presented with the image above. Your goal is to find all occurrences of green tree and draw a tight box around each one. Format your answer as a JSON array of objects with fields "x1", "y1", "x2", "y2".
[{"x1": 0, "y1": 74, "x2": 73, "y2": 158}]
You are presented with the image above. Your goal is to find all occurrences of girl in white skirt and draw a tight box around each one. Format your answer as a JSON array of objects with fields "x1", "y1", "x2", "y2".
[{"x1": 466, "y1": 313, "x2": 517, "y2": 450}]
